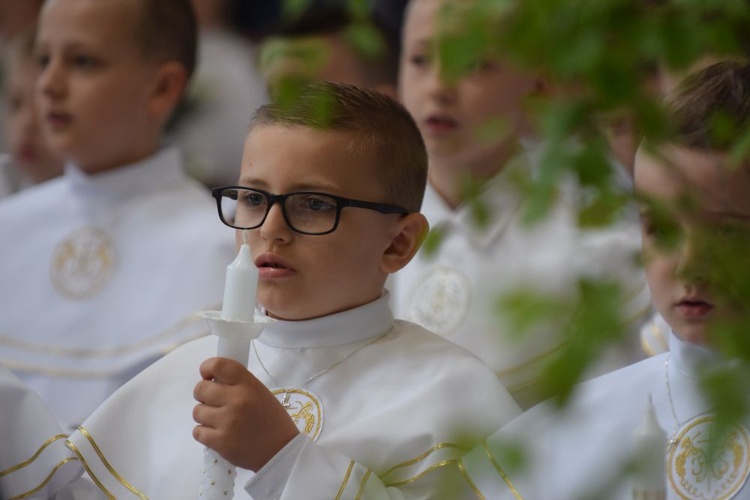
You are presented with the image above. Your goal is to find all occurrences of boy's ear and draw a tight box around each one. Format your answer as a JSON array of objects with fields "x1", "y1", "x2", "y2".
[
  {"x1": 148, "y1": 61, "x2": 189, "y2": 123},
  {"x1": 381, "y1": 213, "x2": 429, "y2": 274}
]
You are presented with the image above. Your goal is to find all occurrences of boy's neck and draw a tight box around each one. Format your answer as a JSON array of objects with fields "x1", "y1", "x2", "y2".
[
  {"x1": 72, "y1": 142, "x2": 161, "y2": 175},
  {"x1": 428, "y1": 144, "x2": 522, "y2": 209}
]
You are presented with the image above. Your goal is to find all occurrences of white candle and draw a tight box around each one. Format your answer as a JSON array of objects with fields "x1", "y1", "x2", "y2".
[
  {"x1": 216, "y1": 243, "x2": 257, "y2": 363},
  {"x1": 221, "y1": 243, "x2": 257, "y2": 321},
  {"x1": 199, "y1": 243, "x2": 259, "y2": 499},
  {"x1": 632, "y1": 396, "x2": 667, "y2": 499}
]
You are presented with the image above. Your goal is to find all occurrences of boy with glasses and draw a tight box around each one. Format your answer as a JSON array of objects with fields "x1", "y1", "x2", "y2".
[{"x1": 66, "y1": 82, "x2": 521, "y2": 498}]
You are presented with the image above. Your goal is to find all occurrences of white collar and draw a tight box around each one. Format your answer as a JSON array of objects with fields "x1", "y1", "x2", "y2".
[
  {"x1": 64, "y1": 147, "x2": 185, "y2": 206},
  {"x1": 669, "y1": 331, "x2": 722, "y2": 379},
  {"x1": 257, "y1": 292, "x2": 394, "y2": 349}
]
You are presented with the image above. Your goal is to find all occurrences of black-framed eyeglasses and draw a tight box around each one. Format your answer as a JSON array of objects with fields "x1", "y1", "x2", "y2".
[{"x1": 212, "y1": 186, "x2": 410, "y2": 235}]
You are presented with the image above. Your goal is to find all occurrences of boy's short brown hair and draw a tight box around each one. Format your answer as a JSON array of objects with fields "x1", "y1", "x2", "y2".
[
  {"x1": 667, "y1": 60, "x2": 750, "y2": 152},
  {"x1": 250, "y1": 81, "x2": 428, "y2": 213},
  {"x1": 135, "y1": 0, "x2": 198, "y2": 79}
]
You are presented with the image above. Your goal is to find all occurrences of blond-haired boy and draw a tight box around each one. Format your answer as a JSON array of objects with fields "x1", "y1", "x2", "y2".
[{"x1": 66, "y1": 81, "x2": 520, "y2": 499}]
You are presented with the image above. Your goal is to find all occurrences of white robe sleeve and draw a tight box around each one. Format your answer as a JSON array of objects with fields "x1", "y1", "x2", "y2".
[{"x1": 0, "y1": 364, "x2": 82, "y2": 499}]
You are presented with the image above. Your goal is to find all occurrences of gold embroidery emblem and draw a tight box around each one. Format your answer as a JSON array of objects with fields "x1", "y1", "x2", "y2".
[
  {"x1": 668, "y1": 415, "x2": 750, "y2": 499},
  {"x1": 50, "y1": 227, "x2": 116, "y2": 299},
  {"x1": 273, "y1": 388, "x2": 323, "y2": 441},
  {"x1": 407, "y1": 266, "x2": 471, "y2": 337}
]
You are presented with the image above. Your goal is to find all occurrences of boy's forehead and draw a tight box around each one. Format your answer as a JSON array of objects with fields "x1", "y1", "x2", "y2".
[
  {"x1": 635, "y1": 144, "x2": 750, "y2": 213},
  {"x1": 404, "y1": 0, "x2": 507, "y2": 59},
  {"x1": 243, "y1": 124, "x2": 381, "y2": 189},
  {"x1": 40, "y1": 0, "x2": 142, "y2": 42},
  {"x1": 244, "y1": 124, "x2": 364, "y2": 167}
]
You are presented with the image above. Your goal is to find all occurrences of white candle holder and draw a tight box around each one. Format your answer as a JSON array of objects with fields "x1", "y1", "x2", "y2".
[{"x1": 198, "y1": 310, "x2": 267, "y2": 499}]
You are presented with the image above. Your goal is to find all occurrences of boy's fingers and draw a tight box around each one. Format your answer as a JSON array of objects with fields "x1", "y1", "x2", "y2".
[
  {"x1": 193, "y1": 422, "x2": 222, "y2": 449},
  {"x1": 199, "y1": 357, "x2": 246, "y2": 383},
  {"x1": 193, "y1": 379, "x2": 227, "y2": 406},
  {"x1": 192, "y1": 402, "x2": 220, "y2": 428}
]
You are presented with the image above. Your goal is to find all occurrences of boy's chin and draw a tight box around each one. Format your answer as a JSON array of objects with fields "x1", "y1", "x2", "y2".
[{"x1": 672, "y1": 327, "x2": 712, "y2": 348}]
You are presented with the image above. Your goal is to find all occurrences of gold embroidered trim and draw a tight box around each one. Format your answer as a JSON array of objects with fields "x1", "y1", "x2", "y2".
[
  {"x1": 355, "y1": 469, "x2": 372, "y2": 500},
  {"x1": 458, "y1": 459, "x2": 485, "y2": 500},
  {"x1": 0, "y1": 305, "x2": 216, "y2": 358},
  {"x1": 75, "y1": 427, "x2": 148, "y2": 499},
  {"x1": 641, "y1": 319, "x2": 669, "y2": 357},
  {"x1": 0, "y1": 434, "x2": 67, "y2": 476},
  {"x1": 8, "y1": 456, "x2": 79, "y2": 500},
  {"x1": 65, "y1": 440, "x2": 116, "y2": 499},
  {"x1": 381, "y1": 442, "x2": 465, "y2": 478},
  {"x1": 1, "y1": 333, "x2": 208, "y2": 378},
  {"x1": 483, "y1": 441, "x2": 523, "y2": 500},
  {"x1": 335, "y1": 460, "x2": 356, "y2": 500},
  {"x1": 641, "y1": 337, "x2": 656, "y2": 358},
  {"x1": 384, "y1": 459, "x2": 458, "y2": 487}
]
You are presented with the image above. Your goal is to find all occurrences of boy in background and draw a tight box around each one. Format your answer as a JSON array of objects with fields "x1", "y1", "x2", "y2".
[
  {"x1": 66, "y1": 82, "x2": 521, "y2": 499},
  {"x1": 259, "y1": 2, "x2": 400, "y2": 98},
  {"x1": 0, "y1": 0, "x2": 234, "y2": 432},
  {"x1": 393, "y1": 0, "x2": 651, "y2": 408},
  {"x1": 461, "y1": 60, "x2": 750, "y2": 499}
]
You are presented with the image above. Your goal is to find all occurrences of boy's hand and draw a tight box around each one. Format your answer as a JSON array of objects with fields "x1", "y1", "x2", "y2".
[{"x1": 193, "y1": 357, "x2": 300, "y2": 472}]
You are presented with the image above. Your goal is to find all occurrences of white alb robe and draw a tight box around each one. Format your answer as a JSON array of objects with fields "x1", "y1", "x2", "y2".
[
  {"x1": 0, "y1": 147, "x2": 236, "y2": 432},
  {"x1": 461, "y1": 332, "x2": 750, "y2": 499},
  {"x1": 66, "y1": 294, "x2": 521, "y2": 499},
  {"x1": 391, "y1": 148, "x2": 651, "y2": 408}
]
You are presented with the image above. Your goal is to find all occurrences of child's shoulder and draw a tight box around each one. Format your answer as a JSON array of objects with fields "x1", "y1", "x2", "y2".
[{"x1": 378, "y1": 319, "x2": 503, "y2": 381}]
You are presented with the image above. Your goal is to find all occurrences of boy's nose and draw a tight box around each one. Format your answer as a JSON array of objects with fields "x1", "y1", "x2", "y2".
[
  {"x1": 428, "y1": 66, "x2": 458, "y2": 105},
  {"x1": 259, "y1": 203, "x2": 293, "y2": 243},
  {"x1": 37, "y1": 59, "x2": 66, "y2": 99},
  {"x1": 674, "y1": 232, "x2": 710, "y2": 284}
]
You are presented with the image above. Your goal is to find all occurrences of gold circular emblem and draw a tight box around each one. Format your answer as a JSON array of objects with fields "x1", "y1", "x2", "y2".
[
  {"x1": 50, "y1": 227, "x2": 116, "y2": 299},
  {"x1": 668, "y1": 415, "x2": 750, "y2": 499},
  {"x1": 273, "y1": 388, "x2": 323, "y2": 442},
  {"x1": 406, "y1": 266, "x2": 471, "y2": 337}
]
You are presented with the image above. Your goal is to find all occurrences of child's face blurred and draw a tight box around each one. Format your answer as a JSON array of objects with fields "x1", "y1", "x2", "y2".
[
  {"x1": 260, "y1": 34, "x2": 370, "y2": 92},
  {"x1": 4, "y1": 57, "x2": 62, "y2": 183},
  {"x1": 399, "y1": 0, "x2": 542, "y2": 176},
  {"x1": 238, "y1": 125, "x2": 401, "y2": 321},
  {"x1": 635, "y1": 146, "x2": 750, "y2": 346},
  {"x1": 35, "y1": 0, "x2": 162, "y2": 173}
]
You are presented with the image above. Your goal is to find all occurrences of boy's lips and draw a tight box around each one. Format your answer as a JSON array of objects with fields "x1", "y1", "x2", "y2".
[
  {"x1": 255, "y1": 253, "x2": 295, "y2": 279},
  {"x1": 675, "y1": 297, "x2": 714, "y2": 320},
  {"x1": 45, "y1": 112, "x2": 73, "y2": 129},
  {"x1": 423, "y1": 114, "x2": 458, "y2": 135},
  {"x1": 16, "y1": 143, "x2": 39, "y2": 163}
]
